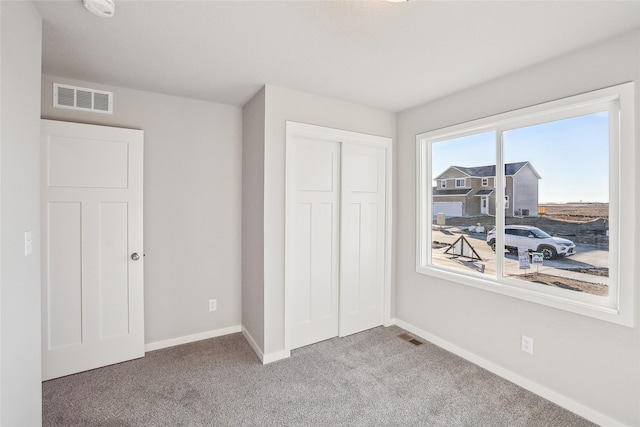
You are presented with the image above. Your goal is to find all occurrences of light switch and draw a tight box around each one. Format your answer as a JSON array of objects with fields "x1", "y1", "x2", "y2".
[{"x1": 24, "y1": 231, "x2": 33, "y2": 256}]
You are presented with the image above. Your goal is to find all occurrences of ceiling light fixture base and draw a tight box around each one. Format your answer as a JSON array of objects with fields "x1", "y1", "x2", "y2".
[{"x1": 83, "y1": 0, "x2": 115, "y2": 18}]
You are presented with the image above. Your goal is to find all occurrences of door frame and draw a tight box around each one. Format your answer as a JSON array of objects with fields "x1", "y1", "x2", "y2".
[{"x1": 284, "y1": 121, "x2": 393, "y2": 357}]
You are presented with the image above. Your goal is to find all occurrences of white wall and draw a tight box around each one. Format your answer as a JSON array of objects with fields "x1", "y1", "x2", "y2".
[
  {"x1": 242, "y1": 87, "x2": 266, "y2": 351},
  {"x1": 262, "y1": 85, "x2": 396, "y2": 357},
  {"x1": 0, "y1": 2, "x2": 43, "y2": 425},
  {"x1": 41, "y1": 75, "x2": 243, "y2": 345},
  {"x1": 396, "y1": 31, "x2": 640, "y2": 426}
]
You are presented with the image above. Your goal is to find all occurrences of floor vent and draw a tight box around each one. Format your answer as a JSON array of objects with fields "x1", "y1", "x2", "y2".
[
  {"x1": 53, "y1": 83, "x2": 113, "y2": 114},
  {"x1": 398, "y1": 333, "x2": 424, "y2": 346}
]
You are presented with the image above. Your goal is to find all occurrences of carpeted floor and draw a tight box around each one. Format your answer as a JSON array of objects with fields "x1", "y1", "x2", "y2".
[{"x1": 43, "y1": 326, "x2": 596, "y2": 426}]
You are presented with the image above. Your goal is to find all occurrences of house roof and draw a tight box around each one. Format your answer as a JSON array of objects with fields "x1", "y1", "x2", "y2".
[
  {"x1": 432, "y1": 188, "x2": 472, "y2": 196},
  {"x1": 474, "y1": 189, "x2": 495, "y2": 196},
  {"x1": 435, "y1": 161, "x2": 541, "y2": 180}
]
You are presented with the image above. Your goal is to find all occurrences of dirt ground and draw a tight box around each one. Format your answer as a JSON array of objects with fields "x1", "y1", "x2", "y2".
[
  {"x1": 432, "y1": 204, "x2": 611, "y2": 296},
  {"x1": 442, "y1": 204, "x2": 609, "y2": 247},
  {"x1": 509, "y1": 272, "x2": 608, "y2": 296},
  {"x1": 539, "y1": 203, "x2": 608, "y2": 221}
]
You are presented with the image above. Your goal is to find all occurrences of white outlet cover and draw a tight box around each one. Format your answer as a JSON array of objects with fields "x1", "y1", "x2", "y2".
[
  {"x1": 521, "y1": 335, "x2": 534, "y2": 354},
  {"x1": 24, "y1": 231, "x2": 33, "y2": 256}
]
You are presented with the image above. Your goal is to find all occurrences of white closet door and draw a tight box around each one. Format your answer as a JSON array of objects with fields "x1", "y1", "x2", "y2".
[
  {"x1": 41, "y1": 120, "x2": 144, "y2": 380},
  {"x1": 289, "y1": 138, "x2": 341, "y2": 349},
  {"x1": 339, "y1": 143, "x2": 386, "y2": 337}
]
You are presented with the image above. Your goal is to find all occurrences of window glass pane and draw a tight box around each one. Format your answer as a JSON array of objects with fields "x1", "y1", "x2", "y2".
[
  {"x1": 431, "y1": 131, "x2": 496, "y2": 276},
  {"x1": 419, "y1": 83, "x2": 633, "y2": 324},
  {"x1": 502, "y1": 112, "x2": 609, "y2": 296}
]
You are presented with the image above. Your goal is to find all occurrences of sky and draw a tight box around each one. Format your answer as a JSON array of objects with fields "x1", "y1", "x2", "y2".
[{"x1": 431, "y1": 111, "x2": 609, "y2": 203}]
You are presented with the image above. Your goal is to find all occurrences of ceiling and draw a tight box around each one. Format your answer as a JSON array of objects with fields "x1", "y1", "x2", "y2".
[{"x1": 34, "y1": 1, "x2": 640, "y2": 113}]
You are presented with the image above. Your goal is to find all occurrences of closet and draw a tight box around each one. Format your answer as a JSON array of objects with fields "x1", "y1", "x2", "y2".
[{"x1": 285, "y1": 122, "x2": 392, "y2": 350}]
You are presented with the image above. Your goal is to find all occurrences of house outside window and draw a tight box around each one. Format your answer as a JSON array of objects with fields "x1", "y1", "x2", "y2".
[
  {"x1": 431, "y1": 162, "x2": 537, "y2": 218},
  {"x1": 441, "y1": 180, "x2": 446, "y2": 188},
  {"x1": 416, "y1": 83, "x2": 635, "y2": 326}
]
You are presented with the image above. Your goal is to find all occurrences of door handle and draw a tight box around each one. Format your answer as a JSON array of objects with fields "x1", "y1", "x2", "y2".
[{"x1": 131, "y1": 253, "x2": 140, "y2": 261}]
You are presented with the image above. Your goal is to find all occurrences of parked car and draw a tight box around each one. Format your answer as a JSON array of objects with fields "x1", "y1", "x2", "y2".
[{"x1": 486, "y1": 225, "x2": 576, "y2": 260}]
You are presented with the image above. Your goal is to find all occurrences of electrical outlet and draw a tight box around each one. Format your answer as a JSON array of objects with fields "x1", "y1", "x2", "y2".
[
  {"x1": 521, "y1": 335, "x2": 534, "y2": 354},
  {"x1": 209, "y1": 299, "x2": 217, "y2": 312}
]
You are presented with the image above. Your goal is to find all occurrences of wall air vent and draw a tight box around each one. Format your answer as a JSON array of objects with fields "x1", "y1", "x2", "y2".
[{"x1": 53, "y1": 83, "x2": 113, "y2": 114}]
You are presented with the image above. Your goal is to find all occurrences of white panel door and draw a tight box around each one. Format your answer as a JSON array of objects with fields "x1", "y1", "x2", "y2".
[
  {"x1": 41, "y1": 119, "x2": 144, "y2": 381},
  {"x1": 480, "y1": 197, "x2": 489, "y2": 215},
  {"x1": 339, "y1": 143, "x2": 386, "y2": 337},
  {"x1": 288, "y1": 138, "x2": 341, "y2": 349}
]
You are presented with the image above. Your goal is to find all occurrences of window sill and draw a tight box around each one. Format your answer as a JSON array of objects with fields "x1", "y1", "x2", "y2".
[{"x1": 416, "y1": 264, "x2": 631, "y2": 327}]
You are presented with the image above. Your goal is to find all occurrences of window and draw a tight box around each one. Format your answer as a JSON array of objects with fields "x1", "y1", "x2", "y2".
[
  {"x1": 455, "y1": 178, "x2": 466, "y2": 187},
  {"x1": 441, "y1": 180, "x2": 446, "y2": 188},
  {"x1": 416, "y1": 83, "x2": 635, "y2": 326}
]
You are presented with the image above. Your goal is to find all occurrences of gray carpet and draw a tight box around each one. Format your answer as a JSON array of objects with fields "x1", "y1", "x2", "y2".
[{"x1": 43, "y1": 326, "x2": 596, "y2": 426}]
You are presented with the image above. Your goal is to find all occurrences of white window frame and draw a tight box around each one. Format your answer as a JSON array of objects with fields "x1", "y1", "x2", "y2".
[
  {"x1": 416, "y1": 83, "x2": 635, "y2": 326},
  {"x1": 440, "y1": 180, "x2": 446, "y2": 188},
  {"x1": 482, "y1": 178, "x2": 488, "y2": 187},
  {"x1": 504, "y1": 195, "x2": 509, "y2": 209},
  {"x1": 455, "y1": 178, "x2": 466, "y2": 188}
]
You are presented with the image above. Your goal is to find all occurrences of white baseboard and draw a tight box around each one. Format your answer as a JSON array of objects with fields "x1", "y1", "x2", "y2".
[
  {"x1": 394, "y1": 319, "x2": 626, "y2": 427},
  {"x1": 241, "y1": 326, "x2": 264, "y2": 362},
  {"x1": 262, "y1": 349, "x2": 289, "y2": 364},
  {"x1": 241, "y1": 326, "x2": 289, "y2": 365},
  {"x1": 145, "y1": 325, "x2": 241, "y2": 352}
]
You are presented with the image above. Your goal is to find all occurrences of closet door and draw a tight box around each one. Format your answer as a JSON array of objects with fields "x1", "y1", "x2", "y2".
[
  {"x1": 288, "y1": 138, "x2": 341, "y2": 349},
  {"x1": 339, "y1": 143, "x2": 386, "y2": 337},
  {"x1": 286, "y1": 123, "x2": 390, "y2": 352}
]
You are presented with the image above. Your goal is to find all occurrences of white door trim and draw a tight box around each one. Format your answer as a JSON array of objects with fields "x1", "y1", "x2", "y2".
[{"x1": 284, "y1": 121, "x2": 393, "y2": 357}]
